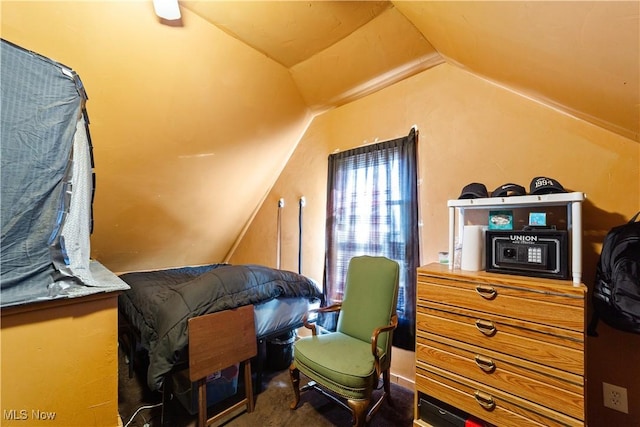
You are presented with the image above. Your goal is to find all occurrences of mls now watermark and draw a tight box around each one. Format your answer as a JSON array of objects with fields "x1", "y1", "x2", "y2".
[{"x1": 3, "y1": 409, "x2": 57, "y2": 421}]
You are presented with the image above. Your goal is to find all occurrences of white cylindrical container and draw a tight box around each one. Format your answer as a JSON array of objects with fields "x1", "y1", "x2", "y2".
[{"x1": 460, "y1": 225, "x2": 486, "y2": 271}]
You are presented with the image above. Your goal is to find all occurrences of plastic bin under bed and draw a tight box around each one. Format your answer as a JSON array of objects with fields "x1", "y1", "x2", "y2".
[{"x1": 171, "y1": 364, "x2": 239, "y2": 415}]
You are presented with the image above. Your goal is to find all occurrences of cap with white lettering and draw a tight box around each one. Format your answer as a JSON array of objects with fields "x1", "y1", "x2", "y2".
[{"x1": 529, "y1": 176, "x2": 566, "y2": 195}]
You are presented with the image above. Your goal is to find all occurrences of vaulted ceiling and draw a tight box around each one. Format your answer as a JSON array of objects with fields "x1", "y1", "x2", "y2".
[{"x1": 182, "y1": 1, "x2": 639, "y2": 142}]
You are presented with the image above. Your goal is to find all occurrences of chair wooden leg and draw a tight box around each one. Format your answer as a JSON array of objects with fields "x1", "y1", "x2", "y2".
[
  {"x1": 289, "y1": 364, "x2": 301, "y2": 409},
  {"x1": 347, "y1": 398, "x2": 369, "y2": 427}
]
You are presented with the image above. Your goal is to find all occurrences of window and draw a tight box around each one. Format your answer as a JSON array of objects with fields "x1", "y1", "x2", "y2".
[{"x1": 324, "y1": 128, "x2": 419, "y2": 350}]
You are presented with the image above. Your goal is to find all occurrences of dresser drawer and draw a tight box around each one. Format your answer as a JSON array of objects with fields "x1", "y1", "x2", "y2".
[
  {"x1": 416, "y1": 365, "x2": 583, "y2": 427},
  {"x1": 417, "y1": 277, "x2": 584, "y2": 332},
  {"x1": 416, "y1": 336, "x2": 584, "y2": 420},
  {"x1": 416, "y1": 308, "x2": 583, "y2": 374},
  {"x1": 417, "y1": 296, "x2": 583, "y2": 346}
]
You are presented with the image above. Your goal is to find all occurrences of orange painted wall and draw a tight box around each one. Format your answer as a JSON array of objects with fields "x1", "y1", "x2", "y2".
[
  {"x1": 0, "y1": 294, "x2": 120, "y2": 427},
  {"x1": 230, "y1": 63, "x2": 640, "y2": 425},
  {"x1": 1, "y1": 1, "x2": 309, "y2": 274}
]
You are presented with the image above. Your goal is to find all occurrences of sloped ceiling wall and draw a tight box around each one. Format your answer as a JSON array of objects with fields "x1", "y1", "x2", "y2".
[
  {"x1": 185, "y1": 0, "x2": 639, "y2": 141},
  {"x1": 394, "y1": 1, "x2": 639, "y2": 142},
  {"x1": 1, "y1": 1, "x2": 315, "y2": 272},
  {"x1": 182, "y1": 1, "x2": 444, "y2": 112}
]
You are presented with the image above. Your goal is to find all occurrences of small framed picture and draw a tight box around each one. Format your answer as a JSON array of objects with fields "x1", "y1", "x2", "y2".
[
  {"x1": 488, "y1": 210, "x2": 513, "y2": 230},
  {"x1": 529, "y1": 212, "x2": 547, "y2": 226}
]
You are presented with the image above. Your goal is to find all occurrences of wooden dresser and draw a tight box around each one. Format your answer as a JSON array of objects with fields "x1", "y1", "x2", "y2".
[{"x1": 414, "y1": 263, "x2": 587, "y2": 427}]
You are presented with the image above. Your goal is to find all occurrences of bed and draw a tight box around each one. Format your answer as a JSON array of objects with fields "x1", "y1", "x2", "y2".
[{"x1": 117, "y1": 263, "x2": 323, "y2": 393}]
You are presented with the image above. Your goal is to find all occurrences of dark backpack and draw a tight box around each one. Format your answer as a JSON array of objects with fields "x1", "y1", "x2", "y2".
[{"x1": 588, "y1": 212, "x2": 640, "y2": 336}]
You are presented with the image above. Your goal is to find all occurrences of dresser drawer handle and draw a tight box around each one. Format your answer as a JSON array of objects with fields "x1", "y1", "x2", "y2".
[
  {"x1": 474, "y1": 355, "x2": 496, "y2": 372},
  {"x1": 475, "y1": 319, "x2": 497, "y2": 336},
  {"x1": 475, "y1": 285, "x2": 497, "y2": 300},
  {"x1": 474, "y1": 390, "x2": 496, "y2": 411}
]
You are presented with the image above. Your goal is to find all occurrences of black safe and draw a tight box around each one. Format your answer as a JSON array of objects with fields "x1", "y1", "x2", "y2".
[{"x1": 486, "y1": 229, "x2": 569, "y2": 280}]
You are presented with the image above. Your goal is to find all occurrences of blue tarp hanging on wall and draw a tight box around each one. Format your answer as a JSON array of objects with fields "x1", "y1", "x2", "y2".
[{"x1": 1, "y1": 39, "x2": 128, "y2": 307}]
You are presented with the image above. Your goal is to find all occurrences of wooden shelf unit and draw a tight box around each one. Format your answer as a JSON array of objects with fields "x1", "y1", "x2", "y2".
[
  {"x1": 413, "y1": 263, "x2": 587, "y2": 427},
  {"x1": 447, "y1": 191, "x2": 586, "y2": 284}
]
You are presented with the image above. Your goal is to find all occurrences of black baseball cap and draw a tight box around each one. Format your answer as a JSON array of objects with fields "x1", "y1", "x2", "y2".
[
  {"x1": 491, "y1": 183, "x2": 526, "y2": 197},
  {"x1": 529, "y1": 176, "x2": 566, "y2": 195},
  {"x1": 458, "y1": 182, "x2": 488, "y2": 199}
]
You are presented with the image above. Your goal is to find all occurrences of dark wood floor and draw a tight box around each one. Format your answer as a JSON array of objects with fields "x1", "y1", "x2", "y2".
[{"x1": 117, "y1": 346, "x2": 415, "y2": 427}]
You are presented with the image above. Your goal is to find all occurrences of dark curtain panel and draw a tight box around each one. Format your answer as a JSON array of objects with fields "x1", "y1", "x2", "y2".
[{"x1": 323, "y1": 128, "x2": 419, "y2": 350}]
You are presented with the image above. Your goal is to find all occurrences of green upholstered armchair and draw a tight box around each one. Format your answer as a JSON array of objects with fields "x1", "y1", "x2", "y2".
[{"x1": 289, "y1": 255, "x2": 400, "y2": 427}]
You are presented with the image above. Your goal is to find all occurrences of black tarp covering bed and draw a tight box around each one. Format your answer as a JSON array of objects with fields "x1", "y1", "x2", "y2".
[{"x1": 118, "y1": 264, "x2": 322, "y2": 391}]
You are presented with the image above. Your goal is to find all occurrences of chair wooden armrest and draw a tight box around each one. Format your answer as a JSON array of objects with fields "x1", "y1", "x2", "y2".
[
  {"x1": 371, "y1": 314, "x2": 398, "y2": 376},
  {"x1": 302, "y1": 303, "x2": 342, "y2": 335}
]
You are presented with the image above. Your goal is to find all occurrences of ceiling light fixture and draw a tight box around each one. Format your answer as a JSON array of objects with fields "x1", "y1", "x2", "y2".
[{"x1": 153, "y1": 0, "x2": 181, "y2": 20}]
